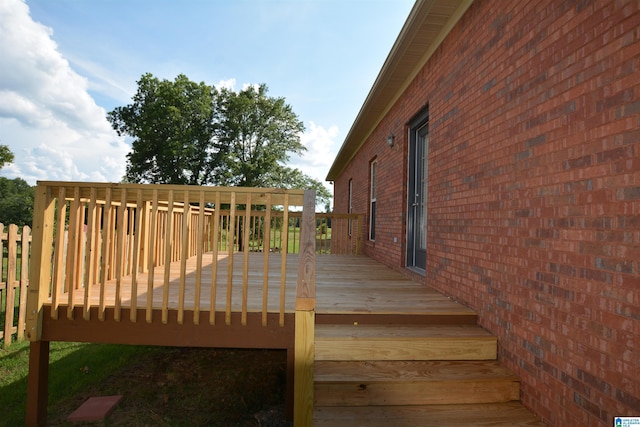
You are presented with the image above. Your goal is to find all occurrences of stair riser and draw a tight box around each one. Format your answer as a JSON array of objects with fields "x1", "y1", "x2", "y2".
[
  {"x1": 315, "y1": 338, "x2": 497, "y2": 361},
  {"x1": 313, "y1": 403, "x2": 545, "y2": 427},
  {"x1": 315, "y1": 314, "x2": 478, "y2": 325},
  {"x1": 315, "y1": 380, "x2": 521, "y2": 406}
]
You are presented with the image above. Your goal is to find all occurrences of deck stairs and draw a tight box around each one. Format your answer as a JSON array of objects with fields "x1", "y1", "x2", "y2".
[{"x1": 313, "y1": 313, "x2": 544, "y2": 426}]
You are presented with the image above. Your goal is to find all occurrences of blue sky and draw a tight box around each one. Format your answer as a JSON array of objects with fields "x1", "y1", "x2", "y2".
[{"x1": 0, "y1": 0, "x2": 414, "y2": 187}]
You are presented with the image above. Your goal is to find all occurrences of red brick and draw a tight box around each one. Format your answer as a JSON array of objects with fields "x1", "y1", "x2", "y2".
[
  {"x1": 67, "y1": 396, "x2": 123, "y2": 422},
  {"x1": 332, "y1": 0, "x2": 640, "y2": 425}
]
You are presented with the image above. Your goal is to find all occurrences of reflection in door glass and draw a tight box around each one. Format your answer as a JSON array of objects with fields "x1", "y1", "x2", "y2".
[{"x1": 418, "y1": 132, "x2": 428, "y2": 251}]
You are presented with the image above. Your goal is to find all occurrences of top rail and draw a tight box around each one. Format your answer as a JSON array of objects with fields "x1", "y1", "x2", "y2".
[{"x1": 36, "y1": 181, "x2": 304, "y2": 206}]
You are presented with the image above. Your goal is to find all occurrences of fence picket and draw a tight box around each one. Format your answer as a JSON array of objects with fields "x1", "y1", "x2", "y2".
[
  {"x1": 209, "y1": 191, "x2": 221, "y2": 325},
  {"x1": 3, "y1": 225, "x2": 17, "y2": 346},
  {"x1": 17, "y1": 226, "x2": 30, "y2": 340},
  {"x1": 0, "y1": 223, "x2": 32, "y2": 346}
]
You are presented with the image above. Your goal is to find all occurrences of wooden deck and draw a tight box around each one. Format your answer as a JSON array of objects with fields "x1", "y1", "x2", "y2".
[
  {"x1": 45, "y1": 253, "x2": 475, "y2": 319},
  {"x1": 33, "y1": 253, "x2": 544, "y2": 427},
  {"x1": 25, "y1": 183, "x2": 543, "y2": 426}
]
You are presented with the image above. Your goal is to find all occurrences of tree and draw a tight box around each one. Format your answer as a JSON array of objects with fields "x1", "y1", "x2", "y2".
[
  {"x1": 109, "y1": 74, "x2": 331, "y2": 206},
  {"x1": 267, "y1": 167, "x2": 332, "y2": 207},
  {"x1": 214, "y1": 84, "x2": 331, "y2": 206},
  {"x1": 0, "y1": 145, "x2": 14, "y2": 169},
  {"x1": 108, "y1": 73, "x2": 220, "y2": 185},
  {"x1": 214, "y1": 84, "x2": 305, "y2": 186},
  {"x1": 0, "y1": 177, "x2": 34, "y2": 227}
]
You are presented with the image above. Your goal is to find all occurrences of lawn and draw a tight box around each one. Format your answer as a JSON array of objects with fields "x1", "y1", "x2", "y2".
[
  {"x1": 0, "y1": 340, "x2": 150, "y2": 426},
  {"x1": 0, "y1": 341, "x2": 289, "y2": 426},
  {"x1": 0, "y1": 223, "x2": 296, "y2": 425},
  {"x1": 218, "y1": 222, "x2": 332, "y2": 254}
]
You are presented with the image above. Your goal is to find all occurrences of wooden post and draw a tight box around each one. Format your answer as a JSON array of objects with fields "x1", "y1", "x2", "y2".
[
  {"x1": 17, "y1": 225, "x2": 31, "y2": 340},
  {"x1": 26, "y1": 340, "x2": 50, "y2": 427},
  {"x1": 25, "y1": 184, "x2": 55, "y2": 341},
  {"x1": 4, "y1": 224, "x2": 18, "y2": 346},
  {"x1": 51, "y1": 189, "x2": 66, "y2": 320},
  {"x1": 241, "y1": 193, "x2": 252, "y2": 326},
  {"x1": 209, "y1": 191, "x2": 221, "y2": 325},
  {"x1": 82, "y1": 187, "x2": 98, "y2": 321},
  {"x1": 178, "y1": 191, "x2": 190, "y2": 325},
  {"x1": 225, "y1": 192, "x2": 236, "y2": 325},
  {"x1": 161, "y1": 190, "x2": 174, "y2": 324},
  {"x1": 279, "y1": 194, "x2": 290, "y2": 327},
  {"x1": 146, "y1": 191, "x2": 158, "y2": 323},
  {"x1": 262, "y1": 193, "x2": 272, "y2": 326},
  {"x1": 114, "y1": 188, "x2": 127, "y2": 321},
  {"x1": 130, "y1": 189, "x2": 144, "y2": 323},
  {"x1": 194, "y1": 190, "x2": 205, "y2": 325},
  {"x1": 25, "y1": 184, "x2": 55, "y2": 427},
  {"x1": 286, "y1": 344, "x2": 295, "y2": 420},
  {"x1": 294, "y1": 189, "x2": 316, "y2": 426}
]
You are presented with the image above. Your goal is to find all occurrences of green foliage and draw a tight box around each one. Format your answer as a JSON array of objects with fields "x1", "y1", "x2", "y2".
[
  {"x1": 108, "y1": 73, "x2": 220, "y2": 185},
  {"x1": 266, "y1": 167, "x2": 332, "y2": 208},
  {"x1": 215, "y1": 84, "x2": 305, "y2": 188},
  {"x1": 0, "y1": 145, "x2": 14, "y2": 169},
  {"x1": 108, "y1": 73, "x2": 329, "y2": 199},
  {"x1": 0, "y1": 177, "x2": 34, "y2": 227}
]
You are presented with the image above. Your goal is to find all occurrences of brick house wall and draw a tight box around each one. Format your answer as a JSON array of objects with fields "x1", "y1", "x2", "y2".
[{"x1": 332, "y1": 0, "x2": 639, "y2": 425}]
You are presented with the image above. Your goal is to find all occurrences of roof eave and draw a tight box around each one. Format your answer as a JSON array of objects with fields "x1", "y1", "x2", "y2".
[{"x1": 326, "y1": 0, "x2": 474, "y2": 182}]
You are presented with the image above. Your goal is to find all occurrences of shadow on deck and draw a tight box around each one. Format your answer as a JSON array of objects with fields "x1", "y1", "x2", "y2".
[
  {"x1": 36, "y1": 253, "x2": 477, "y2": 351},
  {"x1": 44, "y1": 253, "x2": 476, "y2": 321},
  {"x1": 39, "y1": 253, "x2": 540, "y2": 426},
  {"x1": 25, "y1": 183, "x2": 541, "y2": 426}
]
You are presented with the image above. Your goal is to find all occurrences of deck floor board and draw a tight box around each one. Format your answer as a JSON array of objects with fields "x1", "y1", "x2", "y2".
[{"x1": 49, "y1": 253, "x2": 474, "y2": 317}]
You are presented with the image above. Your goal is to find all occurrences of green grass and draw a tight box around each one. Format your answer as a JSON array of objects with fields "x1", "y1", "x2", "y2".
[
  {"x1": 217, "y1": 224, "x2": 332, "y2": 254},
  {"x1": 0, "y1": 343, "x2": 288, "y2": 426},
  {"x1": 0, "y1": 340, "x2": 150, "y2": 426}
]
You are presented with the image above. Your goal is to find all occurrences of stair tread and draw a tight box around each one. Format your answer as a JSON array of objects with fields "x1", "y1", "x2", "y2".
[
  {"x1": 314, "y1": 360, "x2": 521, "y2": 406},
  {"x1": 314, "y1": 402, "x2": 544, "y2": 427},
  {"x1": 316, "y1": 282, "x2": 477, "y2": 316},
  {"x1": 314, "y1": 360, "x2": 519, "y2": 382},
  {"x1": 315, "y1": 323, "x2": 495, "y2": 340},
  {"x1": 315, "y1": 324, "x2": 497, "y2": 361}
]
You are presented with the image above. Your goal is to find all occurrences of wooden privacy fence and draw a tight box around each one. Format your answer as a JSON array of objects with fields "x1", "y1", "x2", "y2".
[{"x1": 0, "y1": 223, "x2": 31, "y2": 347}]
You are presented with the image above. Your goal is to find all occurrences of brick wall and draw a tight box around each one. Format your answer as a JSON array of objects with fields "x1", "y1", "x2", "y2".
[{"x1": 333, "y1": 0, "x2": 640, "y2": 425}]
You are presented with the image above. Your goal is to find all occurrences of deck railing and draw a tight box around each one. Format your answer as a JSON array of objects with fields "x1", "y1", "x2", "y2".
[
  {"x1": 25, "y1": 183, "x2": 292, "y2": 333},
  {"x1": 25, "y1": 182, "x2": 363, "y2": 337},
  {"x1": 23, "y1": 182, "x2": 363, "y2": 425},
  {"x1": 212, "y1": 211, "x2": 362, "y2": 255}
]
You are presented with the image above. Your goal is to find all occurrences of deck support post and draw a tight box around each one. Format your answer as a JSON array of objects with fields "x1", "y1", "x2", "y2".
[
  {"x1": 286, "y1": 344, "x2": 295, "y2": 420},
  {"x1": 294, "y1": 189, "x2": 316, "y2": 426},
  {"x1": 294, "y1": 310, "x2": 315, "y2": 425},
  {"x1": 26, "y1": 340, "x2": 50, "y2": 427}
]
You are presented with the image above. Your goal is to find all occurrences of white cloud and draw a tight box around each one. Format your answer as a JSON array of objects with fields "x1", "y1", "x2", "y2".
[
  {"x1": 0, "y1": 0, "x2": 129, "y2": 185},
  {"x1": 65, "y1": 55, "x2": 136, "y2": 104},
  {"x1": 242, "y1": 82, "x2": 261, "y2": 92},
  {"x1": 215, "y1": 78, "x2": 237, "y2": 91},
  {"x1": 293, "y1": 121, "x2": 340, "y2": 184}
]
